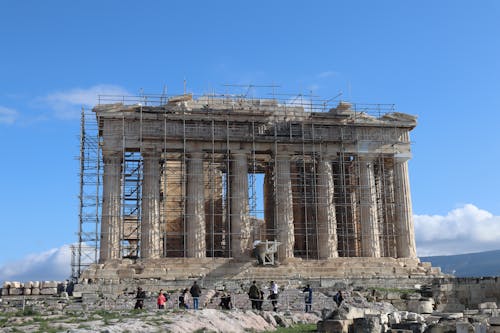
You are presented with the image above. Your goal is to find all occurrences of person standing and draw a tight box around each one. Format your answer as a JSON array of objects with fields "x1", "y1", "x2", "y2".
[
  {"x1": 178, "y1": 288, "x2": 189, "y2": 309},
  {"x1": 190, "y1": 281, "x2": 201, "y2": 310},
  {"x1": 257, "y1": 289, "x2": 264, "y2": 310},
  {"x1": 134, "y1": 287, "x2": 146, "y2": 309},
  {"x1": 157, "y1": 289, "x2": 166, "y2": 309},
  {"x1": 219, "y1": 292, "x2": 232, "y2": 310},
  {"x1": 302, "y1": 284, "x2": 313, "y2": 312},
  {"x1": 269, "y1": 281, "x2": 279, "y2": 312},
  {"x1": 333, "y1": 290, "x2": 344, "y2": 307},
  {"x1": 248, "y1": 281, "x2": 260, "y2": 309}
]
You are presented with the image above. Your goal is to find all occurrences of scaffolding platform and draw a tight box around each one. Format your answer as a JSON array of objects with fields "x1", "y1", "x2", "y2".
[{"x1": 254, "y1": 241, "x2": 281, "y2": 266}]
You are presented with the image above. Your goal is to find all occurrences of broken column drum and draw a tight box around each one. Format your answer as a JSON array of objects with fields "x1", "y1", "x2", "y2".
[{"x1": 93, "y1": 97, "x2": 418, "y2": 262}]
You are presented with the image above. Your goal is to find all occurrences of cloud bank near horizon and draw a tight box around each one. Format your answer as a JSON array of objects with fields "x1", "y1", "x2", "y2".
[
  {"x1": 1, "y1": 204, "x2": 499, "y2": 283},
  {"x1": 415, "y1": 204, "x2": 500, "y2": 256},
  {"x1": 0, "y1": 245, "x2": 72, "y2": 284}
]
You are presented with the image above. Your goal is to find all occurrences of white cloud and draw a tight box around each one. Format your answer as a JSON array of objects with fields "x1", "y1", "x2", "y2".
[
  {"x1": 0, "y1": 106, "x2": 19, "y2": 124},
  {"x1": 415, "y1": 204, "x2": 500, "y2": 256},
  {"x1": 317, "y1": 70, "x2": 338, "y2": 79},
  {"x1": 0, "y1": 245, "x2": 72, "y2": 283},
  {"x1": 44, "y1": 84, "x2": 130, "y2": 119}
]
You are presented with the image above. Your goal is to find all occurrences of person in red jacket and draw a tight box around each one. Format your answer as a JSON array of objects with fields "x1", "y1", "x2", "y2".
[{"x1": 157, "y1": 289, "x2": 167, "y2": 309}]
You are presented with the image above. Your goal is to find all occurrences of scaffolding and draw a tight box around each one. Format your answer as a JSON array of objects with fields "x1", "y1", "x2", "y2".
[
  {"x1": 71, "y1": 108, "x2": 101, "y2": 279},
  {"x1": 72, "y1": 88, "x2": 414, "y2": 278}
]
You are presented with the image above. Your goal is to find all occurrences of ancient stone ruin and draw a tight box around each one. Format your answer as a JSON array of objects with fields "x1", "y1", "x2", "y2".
[{"x1": 71, "y1": 92, "x2": 443, "y2": 285}]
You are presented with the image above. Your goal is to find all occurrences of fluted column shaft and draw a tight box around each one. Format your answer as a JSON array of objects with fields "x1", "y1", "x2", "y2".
[
  {"x1": 100, "y1": 151, "x2": 122, "y2": 262},
  {"x1": 316, "y1": 157, "x2": 338, "y2": 259},
  {"x1": 394, "y1": 157, "x2": 417, "y2": 258},
  {"x1": 359, "y1": 156, "x2": 381, "y2": 257},
  {"x1": 229, "y1": 151, "x2": 250, "y2": 258},
  {"x1": 263, "y1": 168, "x2": 274, "y2": 240},
  {"x1": 186, "y1": 152, "x2": 206, "y2": 258},
  {"x1": 140, "y1": 149, "x2": 162, "y2": 259},
  {"x1": 275, "y1": 153, "x2": 295, "y2": 260}
]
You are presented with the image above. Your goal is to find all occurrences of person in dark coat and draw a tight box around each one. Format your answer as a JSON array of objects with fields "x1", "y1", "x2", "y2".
[
  {"x1": 219, "y1": 292, "x2": 232, "y2": 310},
  {"x1": 190, "y1": 281, "x2": 202, "y2": 310},
  {"x1": 134, "y1": 287, "x2": 146, "y2": 309},
  {"x1": 248, "y1": 281, "x2": 260, "y2": 309},
  {"x1": 333, "y1": 290, "x2": 344, "y2": 307},
  {"x1": 303, "y1": 284, "x2": 312, "y2": 312}
]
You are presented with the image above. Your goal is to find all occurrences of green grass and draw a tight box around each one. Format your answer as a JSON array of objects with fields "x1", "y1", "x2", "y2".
[
  {"x1": 93, "y1": 309, "x2": 121, "y2": 320},
  {"x1": 34, "y1": 321, "x2": 59, "y2": 333},
  {"x1": 263, "y1": 323, "x2": 316, "y2": 333}
]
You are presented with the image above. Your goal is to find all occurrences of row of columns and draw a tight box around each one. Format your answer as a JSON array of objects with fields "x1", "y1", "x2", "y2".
[{"x1": 99, "y1": 149, "x2": 417, "y2": 263}]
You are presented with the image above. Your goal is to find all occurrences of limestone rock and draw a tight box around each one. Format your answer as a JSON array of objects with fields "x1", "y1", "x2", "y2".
[
  {"x1": 8, "y1": 288, "x2": 22, "y2": 296},
  {"x1": 352, "y1": 316, "x2": 382, "y2": 333},
  {"x1": 490, "y1": 317, "x2": 500, "y2": 326},
  {"x1": 455, "y1": 321, "x2": 474, "y2": 333},
  {"x1": 40, "y1": 287, "x2": 58, "y2": 295},
  {"x1": 41, "y1": 281, "x2": 58, "y2": 289},
  {"x1": 391, "y1": 322, "x2": 426, "y2": 333},
  {"x1": 317, "y1": 319, "x2": 350, "y2": 333},
  {"x1": 479, "y1": 302, "x2": 497, "y2": 309}
]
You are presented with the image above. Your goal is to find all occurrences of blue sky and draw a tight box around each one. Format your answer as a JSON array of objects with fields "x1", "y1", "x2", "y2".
[{"x1": 1, "y1": 1, "x2": 499, "y2": 282}]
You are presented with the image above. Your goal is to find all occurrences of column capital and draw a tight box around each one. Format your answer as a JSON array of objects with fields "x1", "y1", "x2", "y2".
[
  {"x1": 274, "y1": 151, "x2": 293, "y2": 161},
  {"x1": 187, "y1": 151, "x2": 204, "y2": 159},
  {"x1": 394, "y1": 153, "x2": 412, "y2": 163},
  {"x1": 231, "y1": 149, "x2": 249, "y2": 157},
  {"x1": 318, "y1": 152, "x2": 338, "y2": 162},
  {"x1": 102, "y1": 150, "x2": 122, "y2": 163},
  {"x1": 141, "y1": 147, "x2": 162, "y2": 158}
]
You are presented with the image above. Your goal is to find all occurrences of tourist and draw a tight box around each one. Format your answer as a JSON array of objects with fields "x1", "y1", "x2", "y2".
[
  {"x1": 134, "y1": 287, "x2": 146, "y2": 309},
  {"x1": 248, "y1": 280, "x2": 260, "y2": 309},
  {"x1": 219, "y1": 292, "x2": 232, "y2": 310},
  {"x1": 257, "y1": 289, "x2": 264, "y2": 310},
  {"x1": 269, "y1": 281, "x2": 279, "y2": 311},
  {"x1": 190, "y1": 281, "x2": 201, "y2": 310},
  {"x1": 178, "y1": 288, "x2": 189, "y2": 309},
  {"x1": 333, "y1": 290, "x2": 343, "y2": 307},
  {"x1": 303, "y1": 284, "x2": 312, "y2": 312},
  {"x1": 157, "y1": 289, "x2": 166, "y2": 309}
]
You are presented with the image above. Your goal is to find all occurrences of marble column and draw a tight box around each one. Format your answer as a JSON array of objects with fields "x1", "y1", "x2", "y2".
[
  {"x1": 275, "y1": 152, "x2": 295, "y2": 260},
  {"x1": 100, "y1": 150, "x2": 122, "y2": 263},
  {"x1": 186, "y1": 152, "x2": 206, "y2": 258},
  {"x1": 394, "y1": 155, "x2": 417, "y2": 258},
  {"x1": 140, "y1": 148, "x2": 162, "y2": 259},
  {"x1": 316, "y1": 156, "x2": 339, "y2": 259},
  {"x1": 358, "y1": 155, "x2": 381, "y2": 257},
  {"x1": 229, "y1": 150, "x2": 250, "y2": 258},
  {"x1": 263, "y1": 168, "x2": 275, "y2": 240}
]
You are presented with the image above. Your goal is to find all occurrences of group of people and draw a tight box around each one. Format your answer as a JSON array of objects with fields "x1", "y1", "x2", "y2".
[
  {"x1": 303, "y1": 286, "x2": 343, "y2": 312},
  {"x1": 134, "y1": 281, "x2": 202, "y2": 310},
  {"x1": 135, "y1": 281, "x2": 345, "y2": 312},
  {"x1": 248, "y1": 280, "x2": 279, "y2": 311}
]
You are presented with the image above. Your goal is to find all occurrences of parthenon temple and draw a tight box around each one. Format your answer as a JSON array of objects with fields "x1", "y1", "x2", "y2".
[{"x1": 76, "y1": 92, "x2": 433, "y2": 281}]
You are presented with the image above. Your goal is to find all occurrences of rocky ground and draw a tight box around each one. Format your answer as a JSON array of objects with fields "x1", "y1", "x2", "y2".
[
  {"x1": 1, "y1": 286, "x2": 500, "y2": 332},
  {"x1": 0, "y1": 307, "x2": 319, "y2": 333}
]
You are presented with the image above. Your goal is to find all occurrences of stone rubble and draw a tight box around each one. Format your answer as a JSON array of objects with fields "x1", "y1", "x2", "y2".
[{"x1": 1, "y1": 281, "x2": 500, "y2": 332}]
